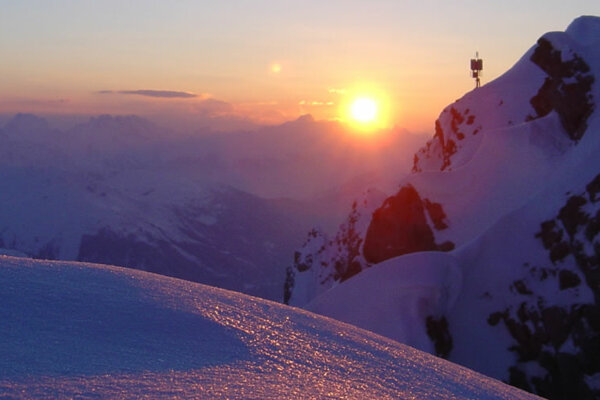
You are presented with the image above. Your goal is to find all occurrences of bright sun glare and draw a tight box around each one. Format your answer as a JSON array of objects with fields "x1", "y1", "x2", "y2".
[
  {"x1": 341, "y1": 86, "x2": 390, "y2": 132},
  {"x1": 350, "y1": 97, "x2": 378, "y2": 123}
]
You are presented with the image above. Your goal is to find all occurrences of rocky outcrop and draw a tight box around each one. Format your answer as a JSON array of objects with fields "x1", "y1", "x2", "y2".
[
  {"x1": 488, "y1": 173, "x2": 600, "y2": 400},
  {"x1": 426, "y1": 315, "x2": 453, "y2": 358},
  {"x1": 284, "y1": 200, "x2": 372, "y2": 304},
  {"x1": 412, "y1": 106, "x2": 481, "y2": 173},
  {"x1": 528, "y1": 37, "x2": 595, "y2": 141},
  {"x1": 363, "y1": 185, "x2": 453, "y2": 264},
  {"x1": 285, "y1": 185, "x2": 452, "y2": 305}
]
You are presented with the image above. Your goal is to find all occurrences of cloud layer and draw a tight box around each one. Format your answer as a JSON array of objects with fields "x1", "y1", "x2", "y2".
[{"x1": 98, "y1": 90, "x2": 197, "y2": 99}]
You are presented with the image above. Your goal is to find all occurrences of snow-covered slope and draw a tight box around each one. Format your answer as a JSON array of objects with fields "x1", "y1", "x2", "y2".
[
  {"x1": 287, "y1": 16, "x2": 600, "y2": 399},
  {"x1": 0, "y1": 256, "x2": 540, "y2": 399}
]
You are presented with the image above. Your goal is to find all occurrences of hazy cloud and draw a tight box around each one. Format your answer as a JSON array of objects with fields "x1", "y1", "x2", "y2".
[
  {"x1": 299, "y1": 100, "x2": 334, "y2": 106},
  {"x1": 194, "y1": 98, "x2": 234, "y2": 115},
  {"x1": 0, "y1": 98, "x2": 70, "y2": 110},
  {"x1": 98, "y1": 90, "x2": 198, "y2": 99}
]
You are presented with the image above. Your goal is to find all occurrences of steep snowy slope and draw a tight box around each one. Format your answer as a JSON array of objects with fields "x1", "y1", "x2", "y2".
[
  {"x1": 0, "y1": 256, "x2": 540, "y2": 399},
  {"x1": 286, "y1": 16, "x2": 600, "y2": 399}
]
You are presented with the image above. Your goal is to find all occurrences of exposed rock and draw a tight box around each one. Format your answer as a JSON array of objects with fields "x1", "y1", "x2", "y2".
[
  {"x1": 528, "y1": 37, "x2": 595, "y2": 141},
  {"x1": 558, "y1": 269, "x2": 581, "y2": 290},
  {"x1": 286, "y1": 186, "x2": 453, "y2": 304},
  {"x1": 285, "y1": 196, "x2": 378, "y2": 304},
  {"x1": 426, "y1": 316, "x2": 453, "y2": 358},
  {"x1": 283, "y1": 265, "x2": 295, "y2": 304},
  {"x1": 491, "y1": 173, "x2": 600, "y2": 399},
  {"x1": 424, "y1": 199, "x2": 449, "y2": 230},
  {"x1": 586, "y1": 174, "x2": 600, "y2": 201},
  {"x1": 363, "y1": 185, "x2": 453, "y2": 264},
  {"x1": 512, "y1": 280, "x2": 534, "y2": 295}
]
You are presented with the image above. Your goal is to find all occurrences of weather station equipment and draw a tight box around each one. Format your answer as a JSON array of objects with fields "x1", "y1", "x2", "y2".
[{"x1": 470, "y1": 52, "x2": 483, "y2": 88}]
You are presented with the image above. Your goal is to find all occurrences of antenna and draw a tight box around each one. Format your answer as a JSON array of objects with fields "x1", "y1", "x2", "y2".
[{"x1": 470, "y1": 51, "x2": 483, "y2": 88}]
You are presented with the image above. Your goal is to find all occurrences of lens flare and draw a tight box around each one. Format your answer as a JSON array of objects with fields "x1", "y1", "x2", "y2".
[{"x1": 270, "y1": 63, "x2": 282, "y2": 74}]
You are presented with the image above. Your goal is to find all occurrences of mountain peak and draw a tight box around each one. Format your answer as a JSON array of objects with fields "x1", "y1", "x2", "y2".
[
  {"x1": 4, "y1": 113, "x2": 50, "y2": 135},
  {"x1": 279, "y1": 114, "x2": 315, "y2": 129},
  {"x1": 85, "y1": 114, "x2": 156, "y2": 132},
  {"x1": 566, "y1": 15, "x2": 600, "y2": 45}
]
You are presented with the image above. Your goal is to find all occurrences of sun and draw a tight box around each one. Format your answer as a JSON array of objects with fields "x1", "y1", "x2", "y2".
[
  {"x1": 338, "y1": 85, "x2": 391, "y2": 132},
  {"x1": 350, "y1": 97, "x2": 378, "y2": 123}
]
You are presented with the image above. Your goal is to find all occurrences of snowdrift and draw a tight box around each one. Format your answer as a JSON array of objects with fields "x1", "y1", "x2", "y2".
[{"x1": 0, "y1": 256, "x2": 539, "y2": 399}]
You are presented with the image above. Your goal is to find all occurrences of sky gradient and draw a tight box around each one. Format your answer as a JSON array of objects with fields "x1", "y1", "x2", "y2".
[{"x1": 1, "y1": 1, "x2": 599, "y2": 132}]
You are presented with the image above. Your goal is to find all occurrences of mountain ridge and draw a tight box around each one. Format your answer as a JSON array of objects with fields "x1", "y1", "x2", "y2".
[{"x1": 286, "y1": 15, "x2": 600, "y2": 398}]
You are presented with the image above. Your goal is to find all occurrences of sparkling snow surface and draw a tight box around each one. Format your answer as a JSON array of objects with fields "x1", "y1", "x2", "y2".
[{"x1": 0, "y1": 256, "x2": 540, "y2": 399}]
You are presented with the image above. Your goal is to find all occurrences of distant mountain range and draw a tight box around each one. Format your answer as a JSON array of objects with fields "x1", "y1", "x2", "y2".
[{"x1": 0, "y1": 111, "x2": 421, "y2": 300}]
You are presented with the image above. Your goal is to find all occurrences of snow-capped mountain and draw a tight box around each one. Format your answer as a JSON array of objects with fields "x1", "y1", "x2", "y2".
[
  {"x1": 0, "y1": 162, "x2": 308, "y2": 300},
  {"x1": 0, "y1": 114, "x2": 308, "y2": 301},
  {"x1": 286, "y1": 16, "x2": 600, "y2": 399},
  {"x1": 0, "y1": 111, "x2": 421, "y2": 301},
  {"x1": 0, "y1": 256, "x2": 541, "y2": 399}
]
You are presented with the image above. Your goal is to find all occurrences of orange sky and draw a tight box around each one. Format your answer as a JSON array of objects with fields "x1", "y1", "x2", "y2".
[{"x1": 1, "y1": 1, "x2": 599, "y2": 132}]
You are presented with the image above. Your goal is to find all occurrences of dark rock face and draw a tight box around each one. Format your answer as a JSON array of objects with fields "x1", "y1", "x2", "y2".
[
  {"x1": 559, "y1": 269, "x2": 581, "y2": 290},
  {"x1": 363, "y1": 185, "x2": 453, "y2": 264},
  {"x1": 283, "y1": 265, "x2": 295, "y2": 304},
  {"x1": 286, "y1": 187, "x2": 453, "y2": 304},
  {"x1": 426, "y1": 315, "x2": 453, "y2": 358},
  {"x1": 424, "y1": 199, "x2": 449, "y2": 230},
  {"x1": 332, "y1": 203, "x2": 364, "y2": 282},
  {"x1": 511, "y1": 280, "x2": 534, "y2": 295},
  {"x1": 435, "y1": 120, "x2": 457, "y2": 171},
  {"x1": 488, "y1": 173, "x2": 600, "y2": 400},
  {"x1": 528, "y1": 37, "x2": 595, "y2": 141}
]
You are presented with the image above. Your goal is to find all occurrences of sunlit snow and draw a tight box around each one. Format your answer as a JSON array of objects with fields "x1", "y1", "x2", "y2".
[{"x1": 0, "y1": 256, "x2": 539, "y2": 399}]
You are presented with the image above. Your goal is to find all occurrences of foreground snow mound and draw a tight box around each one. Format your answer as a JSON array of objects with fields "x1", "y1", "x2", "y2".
[{"x1": 0, "y1": 256, "x2": 539, "y2": 399}]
